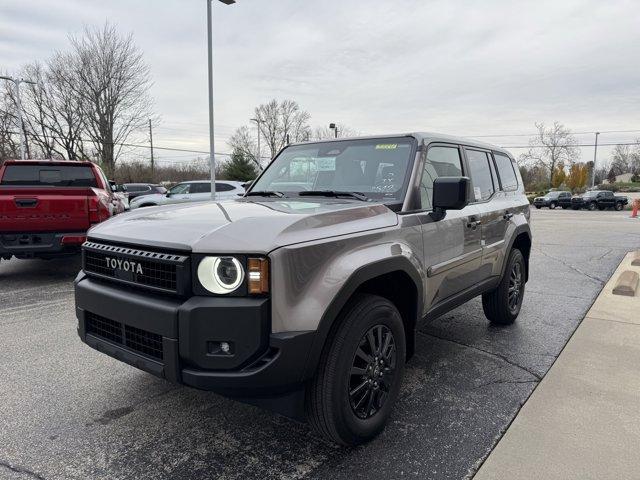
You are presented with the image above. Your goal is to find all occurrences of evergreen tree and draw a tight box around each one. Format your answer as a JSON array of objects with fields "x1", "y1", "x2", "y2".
[{"x1": 222, "y1": 148, "x2": 259, "y2": 182}]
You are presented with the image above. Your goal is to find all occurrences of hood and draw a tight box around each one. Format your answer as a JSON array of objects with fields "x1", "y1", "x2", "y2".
[{"x1": 88, "y1": 198, "x2": 398, "y2": 253}]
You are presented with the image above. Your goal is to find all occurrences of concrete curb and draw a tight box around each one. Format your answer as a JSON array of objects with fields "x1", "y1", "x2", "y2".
[{"x1": 473, "y1": 251, "x2": 640, "y2": 480}]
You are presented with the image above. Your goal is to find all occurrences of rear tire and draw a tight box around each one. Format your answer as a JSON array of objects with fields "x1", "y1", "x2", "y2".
[
  {"x1": 561, "y1": 205, "x2": 568, "y2": 209},
  {"x1": 306, "y1": 294, "x2": 406, "y2": 446},
  {"x1": 482, "y1": 249, "x2": 525, "y2": 325}
]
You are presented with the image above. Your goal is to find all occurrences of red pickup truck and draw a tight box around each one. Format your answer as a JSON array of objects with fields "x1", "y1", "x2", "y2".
[{"x1": 0, "y1": 160, "x2": 123, "y2": 262}]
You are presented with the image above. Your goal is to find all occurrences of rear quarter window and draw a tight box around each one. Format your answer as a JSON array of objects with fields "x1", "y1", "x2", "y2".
[
  {"x1": 493, "y1": 153, "x2": 518, "y2": 191},
  {"x1": 0, "y1": 165, "x2": 98, "y2": 187}
]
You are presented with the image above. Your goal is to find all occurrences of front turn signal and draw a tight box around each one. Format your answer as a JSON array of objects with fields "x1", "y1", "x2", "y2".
[{"x1": 247, "y1": 258, "x2": 269, "y2": 295}]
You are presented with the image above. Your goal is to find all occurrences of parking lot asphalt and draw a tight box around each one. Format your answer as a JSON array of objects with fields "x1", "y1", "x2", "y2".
[{"x1": 1, "y1": 209, "x2": 639, "y2": 480}]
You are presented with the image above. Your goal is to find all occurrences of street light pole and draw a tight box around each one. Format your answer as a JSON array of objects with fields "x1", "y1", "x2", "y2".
[
  {"x1": 329, "y1": 122, "x2": 338, "y2": 138},
  {"x1": 591, "y1": 131, "x2": 600, "y2": 188},
  {"x1": 206, "y1": 0, "x2": 236, "y2": 200},
  {"x1": 250, "y1": 117, "x2": 261, "y2": 170},
  {"x1": 0, "y1": 75, "x2": 36, "y2": 160}
]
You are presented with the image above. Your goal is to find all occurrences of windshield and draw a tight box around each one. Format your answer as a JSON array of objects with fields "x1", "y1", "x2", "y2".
[
  {"x1": 583, "y1": 191, "x2": 599, "y2": 197},
  {"x1": 249, "y1": 137, "x2": 416, "y2": 202},
  {"x1": 545, "y1": 192, "x2": 561, "y2": 198}
]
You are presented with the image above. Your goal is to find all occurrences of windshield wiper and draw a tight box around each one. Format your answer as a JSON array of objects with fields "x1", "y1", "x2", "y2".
[
  {"x1": 298, "y1": 190, "x2": 369, "y2": 201},
  {"x1": 245, "y1": 191, "x2": 287, "y2": 198}
]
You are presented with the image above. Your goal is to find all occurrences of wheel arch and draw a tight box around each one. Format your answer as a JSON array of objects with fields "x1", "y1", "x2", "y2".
[
  {"x1": 504, "y1": 226, "x2": 532, "y2": 282},
  {"x1": 302, "y1": 257, "x2": 423, "y2": 380}
]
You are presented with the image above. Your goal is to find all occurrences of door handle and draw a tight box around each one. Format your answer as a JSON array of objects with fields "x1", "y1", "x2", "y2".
[
  {"x1": 14, "y1": 198, "x2": 37, "y2": 208},
  {"x1": 503, "y1": 212, "x2": 514, "y2": 220}
]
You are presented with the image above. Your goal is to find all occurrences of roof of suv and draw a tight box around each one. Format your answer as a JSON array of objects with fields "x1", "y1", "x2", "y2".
[{"x1": 290, "y1": 132, "x2": 514, "y2": 158}]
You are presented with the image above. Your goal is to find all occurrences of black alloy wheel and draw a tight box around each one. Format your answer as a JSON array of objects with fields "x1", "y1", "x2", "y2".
[
  {"x1": 507, "y1": 260, "x2": 524, "y2": 315},
  {"x1": 348, "y1": 325, "x2": 397, "y2": 420}
]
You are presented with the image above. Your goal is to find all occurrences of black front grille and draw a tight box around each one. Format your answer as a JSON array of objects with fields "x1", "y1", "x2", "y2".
[
  {"x1": 125, "y1": 325, "x2": 163, "y2": 360},
  {"x1": 83, "y1": 242, "x2": 189, "y2": 294},
  {"x1": 86, "y1": 312, "x2": 164, "y2": 360}
]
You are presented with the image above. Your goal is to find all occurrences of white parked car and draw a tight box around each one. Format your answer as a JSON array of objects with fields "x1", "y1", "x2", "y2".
[{"x1": 129, "y1": 180, "x2": 246, "y2": 209}]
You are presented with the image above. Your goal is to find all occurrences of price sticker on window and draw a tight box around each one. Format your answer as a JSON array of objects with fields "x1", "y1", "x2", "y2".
[{"x1": 375, "y1": 144, "x2": 398, "y2": 150}]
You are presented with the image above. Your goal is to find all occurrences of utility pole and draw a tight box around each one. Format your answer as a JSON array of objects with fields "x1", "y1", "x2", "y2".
[
  {"x1": 148, "y1": 119, "x2": 155, "y2": 174},
  {"x1": 591, "y1": 131, "x2": 600, "y2": 187},
  {"x1": 207, "y1": 0, "x2": 236, "y2": 200},
  {"x1": 250, "y1": 117, "x2": 261, "y2": 169},
  {"x1": 0, "y1": 75, "x2": 36, "y2": 159}
]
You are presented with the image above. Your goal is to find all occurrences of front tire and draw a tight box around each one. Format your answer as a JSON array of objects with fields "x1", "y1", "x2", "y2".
[
  {"x1": 615, "y1": 202, "x2": 624, "y2": 211},
  {"x1": 549, "y1": 202, "x2": 557, "y2": 209},
  {"x1": 588, "y1": 202, "x2": 597, "y2": 211},
  {"x1": 535, "y1": 205, "x2": 541, "y2": 209},
  {"x1": 306, "y1": 294, "x2": 406, "y2": 446},
  {"x1": 482, "y1": 249, "x2": 525, "y2": 325}
]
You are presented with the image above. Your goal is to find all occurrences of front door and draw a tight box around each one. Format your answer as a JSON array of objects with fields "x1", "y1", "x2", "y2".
[{"x1": 419, "y1": 144, "x2": 484, "y2": 307}]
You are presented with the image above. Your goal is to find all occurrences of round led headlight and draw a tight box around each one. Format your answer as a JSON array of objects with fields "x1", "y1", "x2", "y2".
[{"x1": 197, "y1": 256, "x2": 244, "y2": 294}]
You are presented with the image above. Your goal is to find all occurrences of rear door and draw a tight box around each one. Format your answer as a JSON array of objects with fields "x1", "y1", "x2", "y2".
[
  {"x1": 463, "y1": 148, "x2": 504, "y2": 280},
  {"x1": 600, "y1": 191, "x2": 614, "y2": 208},
  {"x1": 419, "y1": 144, "x2": 484, "y2": 306},
  {"x1": 188, "y1": 182, "x2": 212, "y2": 201}
]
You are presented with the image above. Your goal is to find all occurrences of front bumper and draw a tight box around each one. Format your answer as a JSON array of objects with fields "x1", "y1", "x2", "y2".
[
  {"x1": 0, "y1": 232, "x2": 86, "y2": 259},
  {"x1": 74, "y1": 274, "x2": 315, "y2": 398}
]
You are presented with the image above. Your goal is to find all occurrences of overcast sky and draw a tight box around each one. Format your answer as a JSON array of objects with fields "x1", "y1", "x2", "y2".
[{"x1": 1, "y1": 0, "x2": 639, "y2": 165}]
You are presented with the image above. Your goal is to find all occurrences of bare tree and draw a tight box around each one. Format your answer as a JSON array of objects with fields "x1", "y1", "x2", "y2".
[
  {"x1": 312, "y1": 123, "x2": 359, "y2": 140},
  {"x1": 227, "y1": 126, "x2": 261, "y2": 169},
  {"x1": 69, "y1": 23, "x2": 153, "y2": 173},
  {"x1": 0, "y1": 82, "x2": 19, "y2": 163},
  {"x1": 253, "y1": 99, "x2": 311, "y2": 159},
  {"x1": 520, "y1": 122, "x2": 579, "y2": 188}
]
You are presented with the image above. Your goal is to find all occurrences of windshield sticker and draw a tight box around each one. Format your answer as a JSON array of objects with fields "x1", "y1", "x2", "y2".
[
  {"x1": 375, "y1": 144, "x2": 398, "y2": 150},
  {"x1": 316, "y1": 158, "x2": 336, "y2": 171},
  {"x1": 474, "y1": 187, "x2": 482, "y2": 201}
]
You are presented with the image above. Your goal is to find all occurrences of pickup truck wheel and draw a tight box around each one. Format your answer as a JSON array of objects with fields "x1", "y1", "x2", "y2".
[
  {"x1": 588, "y1": 202, "x2": 597, "y2": 211},
  {"x1": 306, "y1": 294, "x2": 406, "y2": 446},
  {"x1": 482, "y1": 249, "x2": 525, "y2": 325},
  {"x1": 615, "y1": 202, "x2": 624, "y2": 211},
  {"x1": 549, "y1": 202, "x2": 557, "y2": 209}
]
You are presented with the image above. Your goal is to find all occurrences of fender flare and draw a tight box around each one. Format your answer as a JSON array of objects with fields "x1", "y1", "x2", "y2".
[
  {"x1": 301, "y1": 256, "x2": 423, "y2": 380},
  {"x1": 502, "y1": 224, "x2": 532, "y2": 282}
]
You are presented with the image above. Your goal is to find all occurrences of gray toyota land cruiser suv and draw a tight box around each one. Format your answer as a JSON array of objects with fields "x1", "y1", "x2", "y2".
[{"x1": 75, "y1": 133, "x2": 531, "y2": 445}]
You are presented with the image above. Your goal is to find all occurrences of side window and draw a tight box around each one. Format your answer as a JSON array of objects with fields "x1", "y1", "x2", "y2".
[
  {"x1": 465, "y1": 149, "x2": 495, "y2": 201},
  {"x1": 493, "y1": 153, "x2": 518, "y2": 191},
  {"x1": 216, "y1": 183, "x2": 235, "y2": 192},
  {"x1": 190, "y1": 183, "x2": 211, "y2": 194},
  {"x1": 419, "y1": 146, "x2": 463, "y2": 210},
  {"x1": 169, "y1": 183, "x2": 190, "y2": 195}
]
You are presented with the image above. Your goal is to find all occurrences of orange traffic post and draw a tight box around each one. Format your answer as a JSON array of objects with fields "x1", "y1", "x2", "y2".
[{"x1": 631, "y1": 199, "x2": 640, "y2": 218}]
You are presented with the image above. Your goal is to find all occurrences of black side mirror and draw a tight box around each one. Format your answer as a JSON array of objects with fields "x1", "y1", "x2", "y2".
[{"x1": 432, "y1": 176, "x2": 470, "y2": 220}]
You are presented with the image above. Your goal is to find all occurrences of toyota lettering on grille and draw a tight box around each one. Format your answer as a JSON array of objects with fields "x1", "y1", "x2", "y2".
[{"x1": 105, "y1": 257, "x2": 144, "y2": 275}]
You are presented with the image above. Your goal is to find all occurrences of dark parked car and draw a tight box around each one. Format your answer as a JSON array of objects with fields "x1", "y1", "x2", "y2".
[
  {"x1": 123, "y1": 183, "x2": 167, "y2": 201},
  {"x1": 533, "y1": 191, "x2": 571, "y2": 209},
  {"x1": 571, "y1": 190, "x2": 628, "y2": 211}
]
